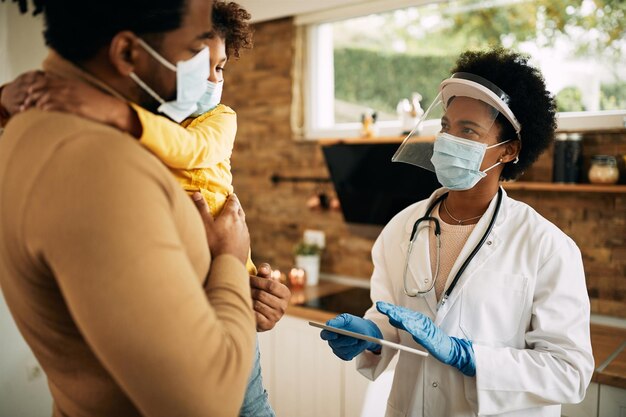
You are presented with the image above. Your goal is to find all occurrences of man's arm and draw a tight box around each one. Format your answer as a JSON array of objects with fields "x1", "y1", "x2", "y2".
[{"x1": 28, "y1": 132, "x2": 255, "y2": 417}]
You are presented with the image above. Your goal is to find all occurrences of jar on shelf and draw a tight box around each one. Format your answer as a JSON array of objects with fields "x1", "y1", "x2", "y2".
[{"x1": 588, "y1": 155, "x2": 619, "y2": 185}]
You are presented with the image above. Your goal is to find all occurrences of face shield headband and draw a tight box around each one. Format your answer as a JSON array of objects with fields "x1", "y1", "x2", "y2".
[{"x1": 391, "y1": 72, "x2": 522, "y2": 171}]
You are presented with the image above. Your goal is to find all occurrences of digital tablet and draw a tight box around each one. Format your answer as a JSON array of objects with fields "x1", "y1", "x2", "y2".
[{"x1": 309, "y1": 321, "x2": 429, "y2": 357}]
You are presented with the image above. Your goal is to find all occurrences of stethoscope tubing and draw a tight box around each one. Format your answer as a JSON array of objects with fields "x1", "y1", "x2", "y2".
[{"x1": 403, "y1": 188, "x2": 503, "y2": 307}]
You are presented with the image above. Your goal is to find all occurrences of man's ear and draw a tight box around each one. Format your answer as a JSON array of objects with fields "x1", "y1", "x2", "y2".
[{"x1": 108, "y1": 31, "x2": 141, "y2": 77}]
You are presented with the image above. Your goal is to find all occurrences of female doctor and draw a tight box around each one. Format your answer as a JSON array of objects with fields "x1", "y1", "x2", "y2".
[{"x1": 320, "y1": 48, "x2": 593, "y2": 417}]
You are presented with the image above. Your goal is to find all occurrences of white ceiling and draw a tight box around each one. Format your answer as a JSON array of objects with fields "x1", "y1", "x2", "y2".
[{"x1": 235, "y1": 0, "x2": 369, "y2": 23}]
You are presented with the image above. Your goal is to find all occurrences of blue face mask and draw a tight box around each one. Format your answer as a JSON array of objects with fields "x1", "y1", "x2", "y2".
[
  {"x1": 129, "y1": 38, "x2": 209, "y2": 123},
  {"x1": 191, "y1": 80, "x2": 224, "y2": 117},
  {"x1": 431, "y1": 132, "x2": 509, "y2": 190}
]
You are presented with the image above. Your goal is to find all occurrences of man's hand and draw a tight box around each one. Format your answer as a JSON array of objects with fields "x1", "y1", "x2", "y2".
[
  {"x1": 191, "y1": 193, "x2": 250, "y2": 265},
  {"x1": 251, "y1": 263, "x2": 290, "y2": 332},
  {"x1": 0, "y1": 70, "x2": 45, "y2": 115}
]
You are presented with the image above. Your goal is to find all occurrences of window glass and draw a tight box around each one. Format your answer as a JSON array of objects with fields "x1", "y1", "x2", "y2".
[{"x1": 324, "y1": 0, "x2": 625, "y2": 127}]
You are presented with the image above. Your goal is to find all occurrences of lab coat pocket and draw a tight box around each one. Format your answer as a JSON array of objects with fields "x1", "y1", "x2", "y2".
[
  {"x1": 384, "y1": 401, "x2": 406, "y2": 417},
  {"x1": 459, "y1": 271, "x2": 528, "y2": 343}
]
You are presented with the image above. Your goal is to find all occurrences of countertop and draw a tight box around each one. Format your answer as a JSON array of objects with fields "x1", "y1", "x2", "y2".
[{"x1": 287, "y1": 280, "x2": 626, "y2": 390}]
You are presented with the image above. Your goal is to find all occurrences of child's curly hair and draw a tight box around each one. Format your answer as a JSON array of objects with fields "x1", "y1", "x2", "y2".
[{"x1": 212, "y1": 1, "x2": 254, "y2": 59}]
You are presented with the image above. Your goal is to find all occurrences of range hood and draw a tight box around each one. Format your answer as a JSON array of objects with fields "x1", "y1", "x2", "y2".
[{"x1": 322, "y1": 142, "x2": 441, "y2": 226}]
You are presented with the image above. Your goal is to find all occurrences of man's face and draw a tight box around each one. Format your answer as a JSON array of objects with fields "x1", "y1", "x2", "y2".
[{"x1": 133, "y1": 0, "x2": 213, "y2": 111}]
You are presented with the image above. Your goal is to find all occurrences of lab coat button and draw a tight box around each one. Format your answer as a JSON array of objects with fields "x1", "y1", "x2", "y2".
[
  {"x1": 486, "y1": 240, "x2": 493, "y2": 245},
  {"x1": 432, "y1": 382, "x2": 438, "y2": 388}
]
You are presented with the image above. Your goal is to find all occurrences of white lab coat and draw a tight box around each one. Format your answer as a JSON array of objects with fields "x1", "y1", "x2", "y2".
[{"x1": 357, "y1": 187, "x2": 593, "y2": 417}]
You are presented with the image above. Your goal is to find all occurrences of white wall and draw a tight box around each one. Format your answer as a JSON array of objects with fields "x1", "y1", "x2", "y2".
[
  {"x1": 0, "y1": 4, "x2": 53, "y2": 416},
  {"x1": 0, "y1": 2, "x2": 48, "y2": 85}
]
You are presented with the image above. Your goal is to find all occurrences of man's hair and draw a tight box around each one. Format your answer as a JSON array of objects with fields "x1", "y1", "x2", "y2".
[
  {"x1": 211, "y1": 1, "x2": 253, "y2": 59},
  {"x1": 451, "y1": 48, "x2": 557, "y2": 181},
  {"x1": 9, "y1": 0, "x2": 188, "y2": 63}
]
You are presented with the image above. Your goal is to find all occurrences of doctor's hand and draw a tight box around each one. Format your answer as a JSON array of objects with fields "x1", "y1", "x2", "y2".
[
  {"x1": 320, "y1": 314, "x2": 382, "y2": 361},
  {"x1": 376, "y1": 301, "x2": 476, "y2": 377}
]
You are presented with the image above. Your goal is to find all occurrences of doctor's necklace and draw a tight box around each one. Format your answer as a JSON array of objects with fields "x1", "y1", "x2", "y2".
[{"x1": 442, "y1": 200, "x2": 483, "y2": 225}]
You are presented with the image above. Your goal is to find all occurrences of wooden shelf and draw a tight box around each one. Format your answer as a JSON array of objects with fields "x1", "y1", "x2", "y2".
[
  {"x1": 503, "y1": 182, "x2": 626, "y2": 193},
  {"x1": 318, "y1": 136, "x2": 433, "y2": 146}
]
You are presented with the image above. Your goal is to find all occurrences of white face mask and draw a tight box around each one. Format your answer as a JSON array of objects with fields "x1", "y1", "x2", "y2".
[
  {"x1": 129, "y1": 38, "x2": 210, "y2": 123},
  {"x1": 430, "y1": 132, "x2": 510, "y2": 190},
  {"x1": 191, "y1": 79, "x2": 224, "y2": 117}
]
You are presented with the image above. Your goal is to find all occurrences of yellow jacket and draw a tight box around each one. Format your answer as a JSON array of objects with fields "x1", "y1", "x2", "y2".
[{"x1": 132, "y1": 103, "x2": 256, "y2": 274}]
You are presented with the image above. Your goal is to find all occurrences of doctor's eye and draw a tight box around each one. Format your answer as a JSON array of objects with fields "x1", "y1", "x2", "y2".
[{"x1": 461, "y1": 127, "x2": 479, "y2": 136}]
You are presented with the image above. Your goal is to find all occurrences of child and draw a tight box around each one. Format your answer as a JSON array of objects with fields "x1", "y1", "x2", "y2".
[
  {"x1": 0, "y1": 2, "x2": 282, "y2": 416},
  {"x1": 5, "y1": 0, "x2": 256, "y2": 275}
]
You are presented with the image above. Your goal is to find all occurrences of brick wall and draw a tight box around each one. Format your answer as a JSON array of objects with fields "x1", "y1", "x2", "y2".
[{"x1": 224, "y1": 18, "x2": 626, "y2": 318}]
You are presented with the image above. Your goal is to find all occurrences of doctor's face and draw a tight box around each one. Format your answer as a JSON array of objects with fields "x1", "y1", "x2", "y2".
[
  {"x1": 440, "y1": 97, "x2": 502, "y2": 146},
  {"x1": 440, "y1": 96, "x2": 506, "y2": 172}
]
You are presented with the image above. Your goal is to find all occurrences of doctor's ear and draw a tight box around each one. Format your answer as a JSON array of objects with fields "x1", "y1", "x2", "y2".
[
  {"x1": 108, "y1": 31, "x2": 142, "y2": 77},
  {"x1": 500, "y1": 139, "x2": 521, "y2": 165}
]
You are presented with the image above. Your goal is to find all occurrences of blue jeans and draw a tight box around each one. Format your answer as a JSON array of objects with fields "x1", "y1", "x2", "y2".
[{"x1": 239, "y1": 338, "x2": 275, "y2": 417}]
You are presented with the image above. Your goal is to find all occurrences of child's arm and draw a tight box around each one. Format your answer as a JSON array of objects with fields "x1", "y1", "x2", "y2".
[
  {"x1": 22, "y1": 73, "x2": 142, "y2": 136},
  {"x1": 0, "y1": 70, "x2": 46, "y2": 126},
  {"x1": 24, "y1": 74, "x2": 236, "y2": 170},
  {"x1": 132, "y1": 104, "x2": 237, "y2": 169}
]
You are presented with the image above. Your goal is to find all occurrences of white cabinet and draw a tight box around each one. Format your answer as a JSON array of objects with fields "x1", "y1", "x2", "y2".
[
  {"x1": 258, "y1": 315, "x2": 395, "y2": 417},
  {"x1": 598, "y1": 385, "x2": 626, "y2": 417},
  {"x1": 0, "y1": 293, "x2": 52, "y2": 417},
  {"x1": 259, "y1": 315, "x2": 343, "y2": 417}
]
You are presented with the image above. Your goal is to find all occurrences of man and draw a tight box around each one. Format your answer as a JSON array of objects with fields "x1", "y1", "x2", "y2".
[{"x1": 0, "y1": 0, "x2": 269, "y2": 416}]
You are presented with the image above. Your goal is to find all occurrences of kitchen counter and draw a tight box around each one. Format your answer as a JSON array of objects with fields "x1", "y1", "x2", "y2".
[{"x1": 286, "y1": 280, "x2": 626, "y2": 390}]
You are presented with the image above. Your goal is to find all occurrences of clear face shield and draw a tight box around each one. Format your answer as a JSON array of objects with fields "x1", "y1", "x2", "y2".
[{"x1": 391, "y1": 72, "x2": 521, "y2": 172}]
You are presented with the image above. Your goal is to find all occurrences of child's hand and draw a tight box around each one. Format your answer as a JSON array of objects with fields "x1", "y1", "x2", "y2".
[
  {"x1": 250, "y1": 263, "x2": 291, "y2": 332},
  {"x1": 0, "y1": 70, "x2": 45, "y2": 115},
  {"x1": 22, "y1": 74, "x2": 141, "y2": 137},
  {"x1": 23, "y1": 74, "x2": 120, "y2": 123}
]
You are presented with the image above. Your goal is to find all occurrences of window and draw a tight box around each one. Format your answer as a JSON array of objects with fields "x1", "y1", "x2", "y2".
[{"x1": 303, "y1": 0, "x2": 626, "y2": 138}]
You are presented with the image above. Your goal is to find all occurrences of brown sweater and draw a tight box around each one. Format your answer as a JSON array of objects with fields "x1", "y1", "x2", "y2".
[{"x1": 0, "y1": 52, "x2": 256, "y2": 417}]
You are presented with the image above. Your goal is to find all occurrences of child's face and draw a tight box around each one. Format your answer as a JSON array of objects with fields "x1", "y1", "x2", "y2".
[{"x1": 207, "y1": 36, "x2": 227, "y2": 83}]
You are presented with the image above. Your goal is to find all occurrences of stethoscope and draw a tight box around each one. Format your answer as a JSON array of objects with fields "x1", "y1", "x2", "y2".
[{"x1": 402, "y1": 188, "x2": 503, "y2": 309}]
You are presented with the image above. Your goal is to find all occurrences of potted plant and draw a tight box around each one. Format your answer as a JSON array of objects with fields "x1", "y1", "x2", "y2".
[{"x1": 293, "y1": 242, "x2": 322, "y2": 286}]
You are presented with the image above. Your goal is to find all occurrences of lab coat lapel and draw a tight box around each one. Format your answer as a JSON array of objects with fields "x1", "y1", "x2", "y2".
[{"x1": 434, "y1": 188, "x2": 509, "y2": 326}]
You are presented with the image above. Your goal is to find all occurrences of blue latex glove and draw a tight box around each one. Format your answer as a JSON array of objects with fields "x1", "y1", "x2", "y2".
[
  {"x1": 376, "y1": 301, "x2": 476, "y2": 377},
  {"x1": 319, "y1": 313, "x2": 383, "y2": 361}
]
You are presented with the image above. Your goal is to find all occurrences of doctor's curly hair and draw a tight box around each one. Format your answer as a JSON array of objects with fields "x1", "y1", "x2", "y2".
[
  {"x1": 451, "y1": 48, "x2": 557, "y2": 181},
  {"x1": 211, "y1": 0, "x2": 254, "y2": 59}
]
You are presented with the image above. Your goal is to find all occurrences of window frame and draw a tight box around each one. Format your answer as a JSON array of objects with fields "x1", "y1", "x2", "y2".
[{"x1": 300, "y1": 2, "x2": 626, "y2": 140}]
